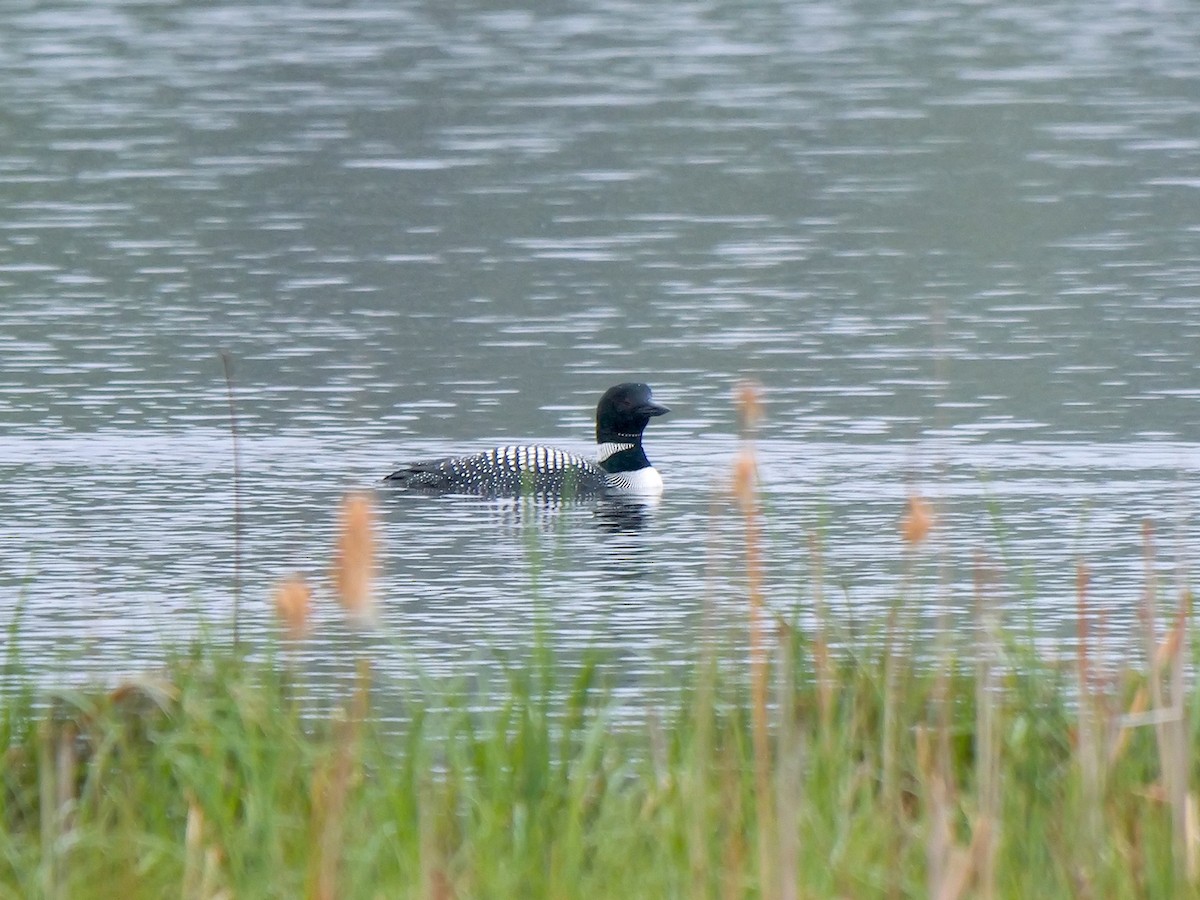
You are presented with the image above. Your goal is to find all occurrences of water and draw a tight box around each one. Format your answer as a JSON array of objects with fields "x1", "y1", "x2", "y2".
[{"x1": 2, "y1": 0, "x2": 1198, "y2": 697}]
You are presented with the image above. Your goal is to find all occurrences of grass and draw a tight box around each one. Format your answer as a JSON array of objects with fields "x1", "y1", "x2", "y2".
[
  {"x1": 3, "y1": 388, "x2": 1198, "y2": 898},
  {"x1": 2, "y1": 592, "x2": 1195, "y2": 899}
]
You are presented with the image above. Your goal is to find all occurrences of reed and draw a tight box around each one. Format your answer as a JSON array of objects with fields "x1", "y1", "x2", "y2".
[
  {"x1": 733, "y1": 380, "x2": 775, "y2": 899},
  {"x1": 972, "y1": 551, "x2": 1000, "y2": 900},
  {"x1": 219, "y1": 351, "x2": 243, "y2": 650},
  {"x1": 331, "y1": 492, "x2": 378, "y2": 623},
  {"x1": 273, "y1": 576, "x2": 312, "y2": 642},
  {"x1": 308, "y1": 660, "x2": 370, "y2": 900}
]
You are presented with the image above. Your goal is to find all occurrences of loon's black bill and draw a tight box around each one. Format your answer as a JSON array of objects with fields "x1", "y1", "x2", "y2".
[{"x1": 641, "y1": 402, "x2": 670, "y2": 417}]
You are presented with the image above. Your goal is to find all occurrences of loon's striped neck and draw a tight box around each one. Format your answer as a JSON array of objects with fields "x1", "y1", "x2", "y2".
[
  {"x1": 595, "y1": 441, "x2": 635, "y2": 464},
  {"x1": 596, "y1": 441, "x2": 652, "y2": 475}
]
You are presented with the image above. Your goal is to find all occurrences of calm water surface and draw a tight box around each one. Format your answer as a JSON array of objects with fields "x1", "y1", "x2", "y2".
[{"x1": 2, "y1": 0, "x2": 1199, "y2": 698}]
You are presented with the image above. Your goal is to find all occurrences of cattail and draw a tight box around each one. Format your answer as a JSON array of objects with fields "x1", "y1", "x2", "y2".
[
  {"x1": 900, "y1": 494, "x2": 935, "y2": 546},
  {"x1": 332, "y1": 493, "x2": 377, "y2": 621},
  {"x1": 274, "y1": 575, "x2": 312, "y2": 640},
  {"x1": 735, "y1": 380, "x2": 763, "y2": 433},
  {"x1": 732, "y1": 451, "x2": 758, "y2": 515}
]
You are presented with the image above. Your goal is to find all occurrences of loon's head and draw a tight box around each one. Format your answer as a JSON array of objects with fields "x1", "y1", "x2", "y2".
[{"x1": 595, "y1": 382, "x2": 670, "y2": 444}]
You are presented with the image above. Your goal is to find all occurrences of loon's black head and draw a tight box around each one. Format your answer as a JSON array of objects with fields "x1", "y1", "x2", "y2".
[{"x1": 595, "y1": 382, "x2": 669, "y2": 444}]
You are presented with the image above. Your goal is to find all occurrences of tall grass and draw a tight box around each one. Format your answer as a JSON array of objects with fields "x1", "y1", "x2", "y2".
[{"x1": 2, "y1": 429, "x2": 1198, "y2": 897}]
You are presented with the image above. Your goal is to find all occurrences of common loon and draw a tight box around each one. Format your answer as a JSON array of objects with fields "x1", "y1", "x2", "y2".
[{"x1": 383, "y1": 382, "x2": 669, "y2": 498}]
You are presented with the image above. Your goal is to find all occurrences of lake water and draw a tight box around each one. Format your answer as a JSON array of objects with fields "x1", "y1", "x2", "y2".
[{"x1": 2, "y1": 0, "x2": 1198, "y2": 699}]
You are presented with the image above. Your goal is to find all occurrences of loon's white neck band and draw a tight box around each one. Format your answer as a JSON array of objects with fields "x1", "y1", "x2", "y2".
[{"x1": 595, "y1": 441, "x2": 635, "y2": 464}]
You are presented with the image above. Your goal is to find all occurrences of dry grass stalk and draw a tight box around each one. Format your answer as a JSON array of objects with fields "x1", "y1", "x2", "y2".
[
  {"x1": 1185, "y1": 589, "x2": 1199, "y2": 879},
  {"x1": 1138, "y1": 522, "x2": 1168, "y2": 774},
  {"x1": 183, "y1": 800, "x2": 204, "y2": 900},
  {"x1": 885, "y1": 493, "x2": 936, "y2": 832},
  {"x1": 220, "y1": 351, "x2": 244, "y2": 648},
  {"x1": 689, "y1": 495, "x2": 726, "y2": 900},
  {"x1": 917, "y1": 726, "x2": 977, "y2": 900},
  {"x1": 202, "y1": 850, "x2": 229, "y2": 900},
  {"x1": 733, "y1": 452, "x2": 774, "y2": 897},
  {"x1": 720, "y1": 747, "x2": 748, "y2": 900},
  {"x1": 733, "y1": 381, "x2": 776, "y2": 899},
  {"x1": 274, "y1": 575, "x2": 312, "y2": 641},
  {"x1": 1167, "y1": 585, "x2": 1194, "y2": 880},
  {"x1": 880, "y1": 580, "x2": 903, "y2": 825},
  {"x1": 332, "y1": 492, "x2": 378, "y2": 622},
  {"x1": 973, "y1": 552, "x2": 1000, "y2": 900},
  {"x1": 774, "y1": 624, "x2": 802, "y2": 900},
  {"x1": 1188, "y1": 789, "x2": 1200, "y2": 884},
  {"x1": 1124, "y1": 523, "x2": 1195, "y2": 880},
  {"x1": 424, "y1": 855, "x2": 455, "y2": 900},
  {"x1": 1110, "y1": 610, "x2": 1185, "y2": 766},
  {"x1": 54, "y1": 723, "x2": 76, "y2": 832},
  {"x1": 881, "y1": 621, "x2": 901, "y2": 834},
  {"x1": 901, "y1": 485, "x2": 976, "y2": 899},
  {"x1": 39, "y1": 720, "x2": 77, "y2": 900},
  {"x1": 1111, "y1": 524, "x2": 1187, "y2": 759},
  {"x1": 418, "y1": 775, "x2": 457, "y2": 900},
  {"x1": 182, "y1": 798, "x2": 231, "y2": 900},
  {"x1": 807, "y1": 531, "x2": 833, "y2": 731},
  {"x1": 1075, "y1": 561, "x2": 1105, "y2": 852},
  {"x1": 309, "y1": 659, "x2": 371, "y2": 900}
]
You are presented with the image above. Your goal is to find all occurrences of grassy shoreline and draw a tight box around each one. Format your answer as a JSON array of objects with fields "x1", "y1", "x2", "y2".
[{"x1": 2, "y1": 576, "x2": 1196, "y2": 898}]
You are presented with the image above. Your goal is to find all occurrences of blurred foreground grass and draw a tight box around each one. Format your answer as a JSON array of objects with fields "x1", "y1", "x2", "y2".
[{"x1": 2, "y1": 577, "x2": 1195, "y2": 899}]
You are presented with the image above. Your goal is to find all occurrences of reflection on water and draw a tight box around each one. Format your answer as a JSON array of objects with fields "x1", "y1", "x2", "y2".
[
  {"x1": 591, "y1": 498, "x2": 660, "y2": 534},
  {"x1": 1, "y1": 0, "x2": 1198, "y2": 693}
]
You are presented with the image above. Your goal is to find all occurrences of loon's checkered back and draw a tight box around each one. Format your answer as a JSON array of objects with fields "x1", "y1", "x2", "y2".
[{"x1": 385, "y1": 446, "x2": 609, "y2": 497}]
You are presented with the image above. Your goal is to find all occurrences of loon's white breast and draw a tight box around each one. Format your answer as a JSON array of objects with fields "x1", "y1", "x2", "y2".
[{"x1": 606, "y1": 465, "x2": 664, "y2": 496}]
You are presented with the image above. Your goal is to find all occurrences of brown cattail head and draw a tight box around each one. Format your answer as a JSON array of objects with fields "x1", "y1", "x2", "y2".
[
  {"x1": 734, "y1": 380, "x2": 763, "y2": 435},
  {"x1": 900, "y1": 494, "x2": 935, "y2": 546},
  {"x1": 732, "y1": 450, "x2": 758, "y2": 515},
  {"x1": 332, "y1": 492, "x2": 377, "y2": 621},
  {"x1": 274, "y1": 575, "x2": 312, "y2": 640}
]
